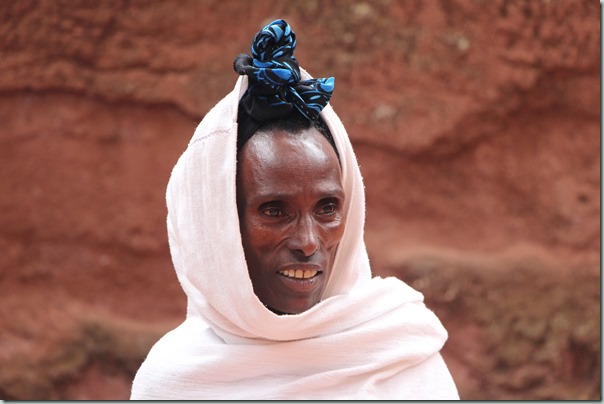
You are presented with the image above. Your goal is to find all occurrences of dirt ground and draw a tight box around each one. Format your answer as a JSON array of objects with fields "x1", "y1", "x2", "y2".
[{"x1": 0, "y1": 0, "x2": 599, "y2": 400}]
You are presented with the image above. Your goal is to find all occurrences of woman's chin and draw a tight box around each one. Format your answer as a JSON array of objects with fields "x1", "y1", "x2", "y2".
[{"x1": 267, "y1": 297, "x2": 319, "y2": 315}]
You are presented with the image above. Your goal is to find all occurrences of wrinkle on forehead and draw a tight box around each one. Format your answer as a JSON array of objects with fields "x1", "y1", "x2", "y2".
[
  {"x1": 237, "y1": 128, "x2": 344, "y2": 207},
  {"x1": 245, "y1": 129, "x2": 338, "y2": 172}
]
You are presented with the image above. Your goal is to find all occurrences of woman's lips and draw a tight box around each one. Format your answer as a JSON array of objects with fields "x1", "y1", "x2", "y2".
[
  {"x1": 277, "y1": 266, "x2": 322, "y2": 292},
  {"x1": 278, "y1": 268, "x2": 318, "y2": 279}
]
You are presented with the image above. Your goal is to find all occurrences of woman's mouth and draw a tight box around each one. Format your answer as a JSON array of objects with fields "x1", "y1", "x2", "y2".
[
  {"x1": 278, "y1": 268, "x2": 319, "y2": 279},
  {"x1": 276, "y1": 266, "x2": 323, "y2": 293}
]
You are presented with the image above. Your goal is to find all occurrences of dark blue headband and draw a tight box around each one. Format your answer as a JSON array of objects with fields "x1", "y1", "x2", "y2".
[{"x1": 234, "y1": 19, "x2": 335, "y2": 124}]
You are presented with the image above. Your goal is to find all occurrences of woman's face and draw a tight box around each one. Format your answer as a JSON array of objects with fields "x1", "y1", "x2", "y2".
[{"x1": 236, "y1": 127, "x2": 345, "y2": 315}]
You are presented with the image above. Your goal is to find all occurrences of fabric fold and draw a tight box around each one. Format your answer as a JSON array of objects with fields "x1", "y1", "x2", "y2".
[{"x1": 130, "y1": 69, "x2": 458, "y2": 400}]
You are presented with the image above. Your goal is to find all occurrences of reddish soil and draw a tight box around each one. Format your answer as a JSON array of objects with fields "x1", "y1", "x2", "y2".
[{"x1": 0, "y1": 0, "x2": 599, "y2": 400}]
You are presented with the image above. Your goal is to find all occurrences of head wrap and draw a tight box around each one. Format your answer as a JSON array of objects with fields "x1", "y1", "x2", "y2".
[
  {"x1": 234, "y1": 19, "x2": 335, "y2": 147},
  {"x1": 130, "y1": 70, "x2": 458, "y2": 402},
  {"x1": 130, "y1": 19, "x2": 458, "y2": 401}
]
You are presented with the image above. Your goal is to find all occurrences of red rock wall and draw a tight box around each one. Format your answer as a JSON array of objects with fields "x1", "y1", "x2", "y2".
[{"x1": 0, "y1": 0, "x2": 599, "y2": 399}]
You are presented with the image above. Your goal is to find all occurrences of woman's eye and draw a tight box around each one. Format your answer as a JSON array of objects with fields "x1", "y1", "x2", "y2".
[
  {"x1": 262, "y1": 207, "x2": 283, "y2": 217},
  {"x1": 317, "y1": 203, "x2": 337, "y2": 215}
]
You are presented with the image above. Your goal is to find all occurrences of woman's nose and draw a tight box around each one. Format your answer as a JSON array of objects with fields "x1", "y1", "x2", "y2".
[{"x1": 288, "y1": 215, "x2": 319, "y2": 257}]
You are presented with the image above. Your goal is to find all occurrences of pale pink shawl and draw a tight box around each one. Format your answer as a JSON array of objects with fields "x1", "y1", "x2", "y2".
[{"x1": 130, "y1": 71, "x2": 459, "y2": 400}]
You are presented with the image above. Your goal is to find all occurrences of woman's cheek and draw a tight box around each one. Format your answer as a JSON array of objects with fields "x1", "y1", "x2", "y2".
[
  {"x1": 251, "y1": 222, "x2": 289, "y2": 251},
  {"x1": 323, "y1": 219, "x2": 345, "y2": 247}
]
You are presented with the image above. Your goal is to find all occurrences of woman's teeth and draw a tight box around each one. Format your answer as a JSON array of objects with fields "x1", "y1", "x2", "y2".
[{"x1": 279, "y1": 269, "x2": 318, "y2": 279}]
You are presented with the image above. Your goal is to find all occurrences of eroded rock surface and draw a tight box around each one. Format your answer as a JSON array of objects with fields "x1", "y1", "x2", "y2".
[{"x1": 0, "y1": 0, "x2": 599, "y2": 399}]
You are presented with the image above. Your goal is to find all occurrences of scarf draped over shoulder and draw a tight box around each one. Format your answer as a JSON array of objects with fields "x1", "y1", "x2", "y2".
[{"x1": 129, "y1": 70, "x2": 459, "y2": 400}]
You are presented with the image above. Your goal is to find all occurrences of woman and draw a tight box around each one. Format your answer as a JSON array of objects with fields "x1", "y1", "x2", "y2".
[{"x1": 131, "y1": 19, "x2": 458, "y2": 400}]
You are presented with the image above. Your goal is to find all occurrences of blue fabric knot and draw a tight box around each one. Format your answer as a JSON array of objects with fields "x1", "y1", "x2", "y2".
[{"x1": 234, "y1": 19, "x2": 334, "y2": 122}]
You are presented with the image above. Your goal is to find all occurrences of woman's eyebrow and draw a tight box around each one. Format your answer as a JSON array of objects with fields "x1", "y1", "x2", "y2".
[
  {"x1": 250, "y1": 188, "x2": 344, "y2": 203},
  {"x1": 248, "y1": 192, "x2": 292, "y2": 204}
]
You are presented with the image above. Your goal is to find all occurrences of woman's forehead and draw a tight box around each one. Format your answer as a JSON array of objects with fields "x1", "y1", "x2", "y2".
[
  {"x1": 243, "y1": 129, "x2": 340, "y2": 171},
  {"x1": 237, "y1": 128, "x2": 343, "y2": 199}
]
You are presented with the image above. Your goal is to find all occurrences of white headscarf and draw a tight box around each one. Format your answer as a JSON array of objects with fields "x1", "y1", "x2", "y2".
[{"x1": 130, "y1": 71, "x2": 459, "y2": 400}]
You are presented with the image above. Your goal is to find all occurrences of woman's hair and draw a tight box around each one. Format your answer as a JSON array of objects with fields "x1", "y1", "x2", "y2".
[
  {"x1": 233, "y1": 19, "x2": 338, "y2": 159},
  {"x1": 236, "y1": 106, "x2": 339, "y2": 160}
]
